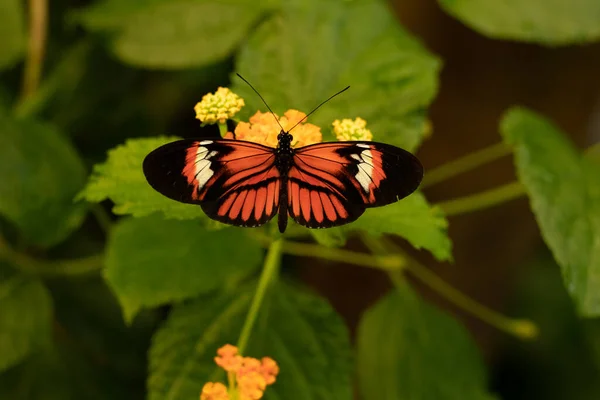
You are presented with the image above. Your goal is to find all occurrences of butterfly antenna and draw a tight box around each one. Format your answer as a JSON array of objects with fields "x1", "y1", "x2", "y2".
[
  {"x1": 287, "y1": 85, "x2": 350, "y2": 133},
  {"x1": 236, "y1": 73, "x2": 286, "y2": 133}
]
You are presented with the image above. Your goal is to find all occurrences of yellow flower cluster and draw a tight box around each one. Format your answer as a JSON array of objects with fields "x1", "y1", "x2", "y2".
[
  {"x1": 226, "y1": 110, "x2": 322, "y2": 148},
  {"x1": 332, "y1": 117, "x2": 373, "y2": 141},
  {"x1": 200, "y1": 344, "x2": 279, "y2": 400},
  {"x1": 194, "y1": 87, "x2": 245, "y2": 125}
]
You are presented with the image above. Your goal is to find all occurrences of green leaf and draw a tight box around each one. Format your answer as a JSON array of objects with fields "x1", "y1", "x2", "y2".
[
  {"x1": 70, "y1": 0, "x2": 162, "y2": 31},
  {"x1": 438, "y1": 0, "x2": 600, "y2": 46},
  {"x1": 75, "y1": 0, "x2": 275, "y2": 69},
  {"x1": 0, "y1": 272, "x2": 52, "y2": 373},
  {"x1": 501, "y1": 107, "x2": 600, "y2": 317},
  {"x1": 350, "y1": 192, "x2": 452, "y2": 261},
  {"x1": 0, "y1": 115, "x2": 87, "y2": 247},
  {"x1": 357, "y1": 283, "x2": 496, "y2": 400},
  {"x1": 0, "y1": 340, "x2": 141, "y2": 400},
  {"x1": 105, "y1": 215, "x2": 262, "y2": 322},
  {"x1": 80, "y1": 137, "x2": 209, "y2": 220},
  {"x1": 0, "y1": 347, "x2": 71, "y2": 400},
  {"x1": 149, "y1": 281, "x2": 352, "y2": 400},
  {"x1": 585, "y1": 318, "x2": 600, "y2": 373},
  {"x1": 0, "y1": 0, "x2": 25, "y2": 70},
  {"x1": 233, "y1": 0, "x2": 440, "y2": 152}
]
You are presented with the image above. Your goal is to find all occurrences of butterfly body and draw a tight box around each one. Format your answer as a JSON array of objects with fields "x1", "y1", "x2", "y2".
[
  {"x1": 143, "y1": 131, "x2": 423, "y2": 233},
  {"x1": 274, "y1": 131, "x2": 294, "y2": 233}
]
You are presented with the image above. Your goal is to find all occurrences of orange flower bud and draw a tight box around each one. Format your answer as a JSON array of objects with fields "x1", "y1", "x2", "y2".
[{"x1": 200, "y1": 382, "x2": 229, "y2": 400}]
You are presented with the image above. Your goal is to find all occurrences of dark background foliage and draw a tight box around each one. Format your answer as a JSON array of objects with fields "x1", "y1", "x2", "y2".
[{"x1": 1, "y1": 0, "x2": 600, "y2": 399}]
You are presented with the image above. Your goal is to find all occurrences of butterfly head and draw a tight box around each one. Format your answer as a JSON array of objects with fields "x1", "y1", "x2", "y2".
[{"x1": 277, "y1": 130, "x2": 293, "y2": 145}]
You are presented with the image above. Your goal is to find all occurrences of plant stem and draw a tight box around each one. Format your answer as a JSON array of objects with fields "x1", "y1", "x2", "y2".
[
  {"x1": 14, "y1": 41, "x2": 91, "y2": 118},
  {"x1": 395, "y1": 263, "x2": 538, "y2": 340},
  {"x1": 376, "y1": 237, "x2": 538, "y2": 340},
  {"x1": 90, "y1": 204, "x2": 113, "y2": 235},
  {"x1": 436, "y1": 181, "x2": 525, "y2": 217},
  {"x1": 421, "y1": 142, "x2": 512, "y2": 189},
  {"x1": 280, "y1": 240, "x2": 403, "y2": 271},
  {"x1": 20, "y1": 0, "x2": 48, "y2": 103},
  {"x1": 0, "y1": 235, "x2": 104, "y2": 276},
  {"x1": 218, "y1": 123, "x2": 228, "y2": 137},
  {"x1": 237, "y1": 238, "x2": 283, "y2": 354}
]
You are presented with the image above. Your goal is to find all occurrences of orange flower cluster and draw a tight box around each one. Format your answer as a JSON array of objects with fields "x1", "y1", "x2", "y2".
[
  {"x1": 200, "y1": 344, "x2": 279, "y2": 400},
  {"x1": 225, "y1": 110, "x2": 322, "y2": 148}
]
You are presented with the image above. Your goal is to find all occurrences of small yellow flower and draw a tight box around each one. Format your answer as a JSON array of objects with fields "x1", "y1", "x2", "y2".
[
  {"x1": 200, "y1": 382, "x2": 229, "y2": 400},
  {"x1": 332, "y1": 117, "x2": 373, "y2": 141},
  {"x1": 194, "y1": 87, "x2": 245, "y2": 125},
  {"x1": 233, "y1": 110, "x2": 322, "y2": 147}
]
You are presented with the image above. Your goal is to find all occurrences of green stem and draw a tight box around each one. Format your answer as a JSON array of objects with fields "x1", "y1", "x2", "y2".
[
  {"x1": 237, "y1": 239, "x2": 283, "y2": 354},
  {"x1": 421, "y1": 142, "x2": 512, "y2": 189},
  {"x1": 0, "y1": 235, "x2": 104, "y2": 276},
  {"x1": 14, "y1": 41, "x2": 90, "y2": 118},
  {"x1": 19, "y1": 0, "x2": 48, "y2": 103},
  {"x1": 280, "y1": 240, "x2": 403, "y2": 271},
  {"x1": 396, "y1": 264, "x2": 537, "y2": 340},
  {"x1": 436, "y1": 181, "x2": 525, "y2": 217},
  {"x1": 377, "y1": 237, "x2": 537, "y2": 340},
  {"x1": 90, "y1": 204, "x2": 113, "y2": 235},
  {"x1": 218, "y1": 123, "x2": 228, "y2": 137}
]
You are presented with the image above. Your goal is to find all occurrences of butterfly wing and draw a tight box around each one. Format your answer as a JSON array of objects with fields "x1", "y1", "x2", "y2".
[
  {"x1": 288, "y1": 141, "x2": 423, "y2": 228},
  {"x1": 143, "y1": 139, "x2": 281, "y2": 227}
]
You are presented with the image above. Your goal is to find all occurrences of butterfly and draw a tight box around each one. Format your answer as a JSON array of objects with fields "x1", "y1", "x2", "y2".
[
  {"x1": 143, "y1": 132, "x2": 423, "y2": 233},
  {"x1": 143, "y1": 77, "x2": 423, "y2": 233}
]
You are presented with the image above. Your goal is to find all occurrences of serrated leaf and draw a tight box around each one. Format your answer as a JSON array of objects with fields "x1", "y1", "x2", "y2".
[
  {"x1": 438, "y1": 0, "x2": 600, "y2": 46},
  {"x1": 0, "y1": 115, "x2": 87, "y2": 247},
  {"x1": 350, "y1": 192, "x2": 452, "y2": 261},
  {"x1": 149, "y1": 281, "x2": 352, "y2": 400},
  {"x1": 80, "y1": 137, "x2": 209, "y2": 220},
  {"x1": 357, "y1": 283, "x2": 496, "y2": 400},
  {"x1": 0, "y1": 0, "x2": 25, "y2": 70},
  {"x1": 105, "y1": 215, "x2": 262, "y2": 322},
  {"x1": 0, "y1": 273, "x2": 52, "y2": 373},
  {"x1": 501, "y1": 107, "x2": 600, "y2": 317},
  {"x1": 75, "y1": 0, "x2": 274, "y2": 69},
  {"x1": 233, "y1": 0, "x2": 440, "y2": 152}
]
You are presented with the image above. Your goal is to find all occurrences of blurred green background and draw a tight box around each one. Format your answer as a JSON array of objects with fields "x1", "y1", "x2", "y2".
[{"x1": 1, "y1": 0, "x2": 600, "y2": 399}]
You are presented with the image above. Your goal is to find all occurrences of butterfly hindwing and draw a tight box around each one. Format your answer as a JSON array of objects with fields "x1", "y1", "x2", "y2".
[
  {"x1": 287, "y1": 141, "x2": 423, "y2": 228},
  {"x1": 143, "y1": 139, "x2": 280, "y2": 227}
]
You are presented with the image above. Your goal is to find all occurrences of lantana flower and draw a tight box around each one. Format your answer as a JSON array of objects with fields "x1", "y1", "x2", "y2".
[
  {"x1": 201, "y1": 344, "x2": 279, "y2": 400},
  {"x1": 332, "y1": 117, "x2": 373, "y2": 141},
  {"x1": 194, "y1": 87, "x2": 245, "y2": 125},
  {"x1": 226, "y1": 109, "x2": 322, "y2": 147}
]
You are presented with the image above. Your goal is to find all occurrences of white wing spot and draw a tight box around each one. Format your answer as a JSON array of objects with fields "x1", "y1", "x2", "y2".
[
  {"x1": 354, "y1": 149, "x2": 374, "y2": 193},
  {"x1": 199, "y1": 140, "x2": 213, "y2": 145},
  {"x1": 194, "y1": 146, "x2": 215, "y2": 189},
  {"x1": 357, "y1": 143, "x2": 370, "y2": 149}
]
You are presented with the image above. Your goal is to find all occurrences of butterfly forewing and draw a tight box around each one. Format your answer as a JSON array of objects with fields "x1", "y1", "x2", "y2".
[
  {"x1": 286, "y1": 141, "x2": 423, "y2": 228},
  {"x1": 143, "y1": 139, "x2": 281, "y2": 227}
]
